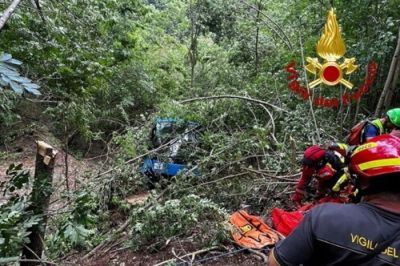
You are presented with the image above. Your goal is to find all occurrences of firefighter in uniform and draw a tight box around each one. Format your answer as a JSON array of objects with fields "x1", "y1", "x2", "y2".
[
  {"x1": 291, "y1": 144, "x2": 351, "y2": 207},
  {"x1": 361, "y1": 108, "x2": 400, "y2": 143},
  {"x1": 269, "y1": 134, "x2": 400, "y2": 266}
]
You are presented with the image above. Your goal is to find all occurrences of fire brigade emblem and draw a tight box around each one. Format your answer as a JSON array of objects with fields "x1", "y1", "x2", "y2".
[
  {"x1": 285, "y1": 8, "x2": 378, "y2": 108},
  {"x1": 305, "y1": 8, "x2": 358, "y2": 89}
]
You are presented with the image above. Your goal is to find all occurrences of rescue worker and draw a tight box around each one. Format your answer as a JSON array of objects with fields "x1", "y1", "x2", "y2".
[
  {"x1": 291, "y1": 144, "x2": 350, "y2": 207},
  {"x1": 269, "y1": 134, "x2": 400, "y2": 265},
  {"x1": 361, "y1": 108, "x2": 400, "y2": 143}
]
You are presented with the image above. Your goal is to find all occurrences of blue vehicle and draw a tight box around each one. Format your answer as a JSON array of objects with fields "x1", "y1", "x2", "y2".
[{"x1": 141, "y1": 118, "x2": 201, "y2": 187}]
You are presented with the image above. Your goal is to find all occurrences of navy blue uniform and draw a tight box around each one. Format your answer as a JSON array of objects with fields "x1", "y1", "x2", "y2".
[{"x1": 273, "y1": 203, "x2": 400, "y2": 265}]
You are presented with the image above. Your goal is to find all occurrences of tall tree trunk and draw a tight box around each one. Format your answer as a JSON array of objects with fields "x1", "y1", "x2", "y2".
[
  {"x1": 383, "y1": 58, "x2": 400, "y2": 109},
  {"x1": 254, "y1": 0, "x2": 262, "y2": 75},
  {"x1": 375, "y1": 26, "x2": 400, "y2": 116},
  {"x1": 0, "y1": 0, "x2": 23, "y2": 31},
  {"x1": 188, "y1": 0, "x2": 200, "y2": 88}
]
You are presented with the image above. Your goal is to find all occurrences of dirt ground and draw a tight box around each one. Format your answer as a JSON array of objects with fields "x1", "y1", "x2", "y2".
[
  {"x1": 103, "y1": 249, "x2": 266, "y2": 265},
  {"x1": 0, "y1": 134, "x2": 96, "y2": 208},
  {"x1": 75, "y1": 240, "x2": 268, "y2": 266}
]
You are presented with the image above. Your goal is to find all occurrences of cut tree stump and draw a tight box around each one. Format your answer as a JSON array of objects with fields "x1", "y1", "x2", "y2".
[{"x1": 21, "y1": 141, "x2": 58, "y2": 266}]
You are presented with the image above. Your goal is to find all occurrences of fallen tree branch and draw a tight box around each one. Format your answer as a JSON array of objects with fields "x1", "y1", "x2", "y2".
[
  {"x1": 154, "y1": 246, "x2": 219, "y2": 266},
  {"x1": 3, "y1": 258, "x2": 57, "y2": 265},
  {"x1": 248, "y1": 248, "x2": 268, "y2": 262},
  {"x1": 176, "y1": 172, "x2": 249, "y2": 194},
  {"x1": 21, "y1": 244, "x2": 45, "y2": 266},
  {"x1": 96, "y1": 137, "x2": 180, "y2": 177},
  {"x1": 179, "y1": 95, "x2": 288, "y2": 113},
  {"x1": 82, "y1": 188, "x2": 168, "y2": 260},
  {"x1": 82, "y1": 217, "x2": 133, "y2": 260},
  {"x1": 244, "y1": 168, "x2": 300, "y2": 181},
  {"x1": 259, "y1": 104, "x2": 277, "y2": 143},
  {"x1": 171, "y1": 247, "x2": 189, "y2": 264}
]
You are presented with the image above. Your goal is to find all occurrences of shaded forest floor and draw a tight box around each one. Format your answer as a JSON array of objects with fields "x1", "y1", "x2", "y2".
[{"x1": 72, "y1": 241, "x2": 266, "y2": 265}]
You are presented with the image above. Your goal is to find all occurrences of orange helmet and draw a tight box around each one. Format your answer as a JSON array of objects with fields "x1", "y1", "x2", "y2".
[{"x1": 350, "y1": 134, "x2": 400, "y2": 178}]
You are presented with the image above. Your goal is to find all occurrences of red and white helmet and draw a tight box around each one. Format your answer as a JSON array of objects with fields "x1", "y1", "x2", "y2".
[{"x1": 350, "y1": 134, "x2": 400, "y2": 178}]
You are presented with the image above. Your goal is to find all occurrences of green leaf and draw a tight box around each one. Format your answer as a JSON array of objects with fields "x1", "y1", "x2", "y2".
[
  {"x1": 24, "y1": 87, "x2": 41, "y2": 95},
  {"x1": 0, "y1": 65, "x2": 20, "y2": 76},
  {"x1": 75, "y1": 224, "x2": 94, "y2": 237},
  {"x1": 9, "y1": 76, "x2": 31, "y2": 83},
  {"x1": 9, "y1": 81, "x2": 23, "y2": 95},
  {"x1": 1, "y1": 62, "x2": 18, "y2": 71},
  {"x1": 64, "y1": 224, "x2": 79, "y2": 244},
  {"x1": 0, "y1": 53, "x2": 12, "y2": 62},
  {"x1": 7, "y1": 58, "x2": 23, "y2": 65},
  {"x1": 1, "y1": 74, "x2": 10, "y2": 84},
  {"x1": 0, "y1": 77, "x2": 8, "y2": 86},
  {"x1": 23, "y1": 83, "x2": 40, "y2": 89}
]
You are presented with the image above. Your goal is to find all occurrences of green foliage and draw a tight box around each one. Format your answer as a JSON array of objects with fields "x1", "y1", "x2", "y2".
[
  {"x1": 112, "y1": 128, "x2": 139, "y2": 159},
  {"x1": 0, "y1": 201, "x2": 40, "y2": 257},
  {"x1": 47, "y1": 190, "x2": 101, "y2": 257},
  {"x1": 0, "y1": 91, "x2": 20, "y2": 143},
  {"x1": 46, "y1": 99, "x2": 95, "y2": 143},
  {"x1": 279, "y1": 101, "x2": 344, "y2": 146},
  {"x1": 131, "y1": 194, "x2": 229, "y2": 249},
  {"x1": 102, "y1": 126, "x2": 152, "y2": 204},
  {"x1": 0, "y1": 0, "x2": 157, "y2": 145},
  {"x1": 0, "y1": 164, "x2": 41, "y2": 258},
  {"x1": 1, "y1": 164, "x2": 30, "y2": 193},
  {"x1": 157, "y1": 102, "x2": 206, "y2": 124}
]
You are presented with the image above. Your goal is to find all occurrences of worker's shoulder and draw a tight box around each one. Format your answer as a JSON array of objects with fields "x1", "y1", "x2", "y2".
[
  {"x1": 311, "y1": 202, "x2": 360, "y2": 212},
  {"x1": 308, "y1": 203, "x2": 375, "y2": 237},
  {"x1": 310, "y1": 202, "x2": 400, "y2": 228},
  {"x1": 309, "y1": 203, "x2": 370, "y2": 223}
]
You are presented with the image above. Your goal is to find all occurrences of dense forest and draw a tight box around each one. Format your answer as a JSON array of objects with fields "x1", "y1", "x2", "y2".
[{"x1": 0, "y1": 0, "x2": 399, "y2": 265}]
